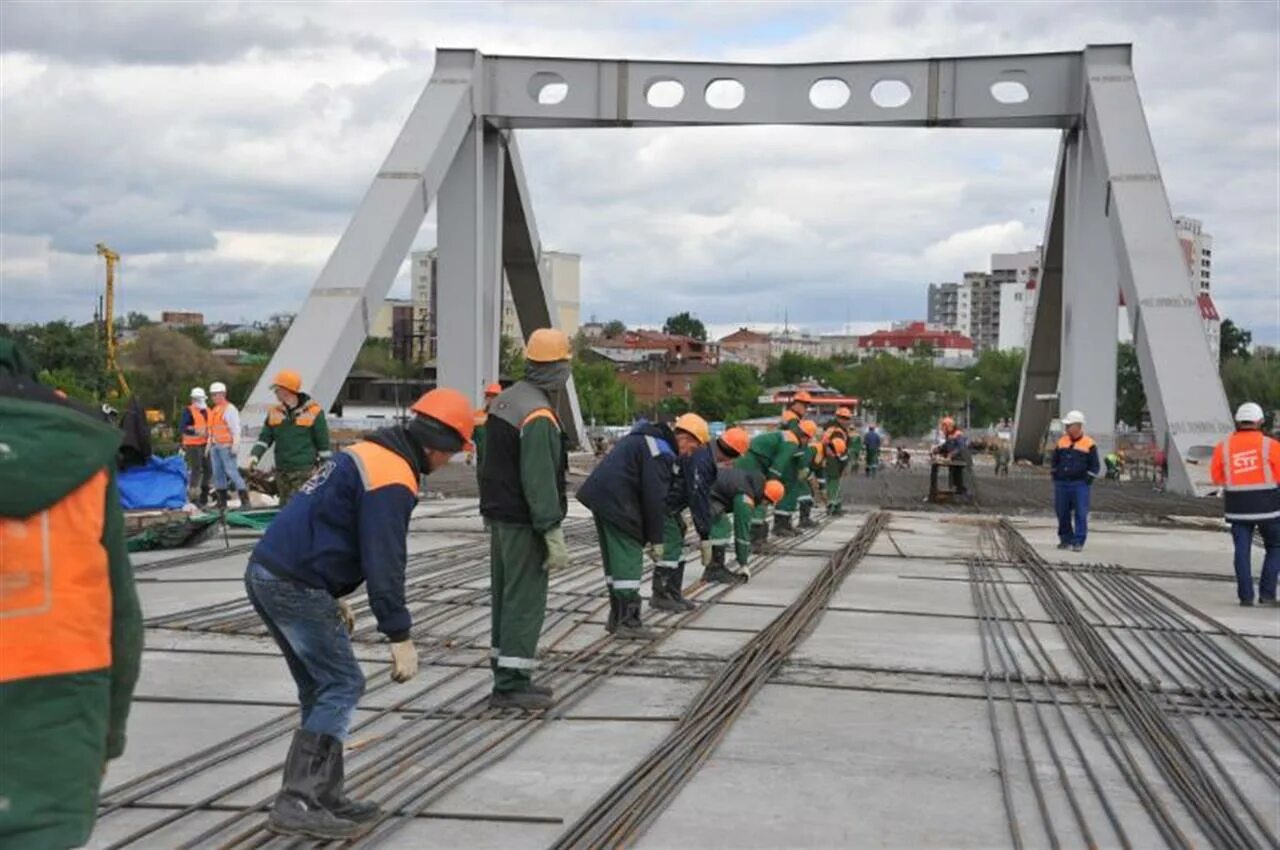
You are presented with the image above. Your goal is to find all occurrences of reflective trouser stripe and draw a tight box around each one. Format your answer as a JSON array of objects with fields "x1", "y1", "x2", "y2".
[
  {"x1": 798, "y1": 495, "x2": 813, "y2": 503},
  {"x1": 497, "y1": 655, "x2": 537, "y2": 670},
  {"x1": 774, "y1": 510, "x2": 793, "y2": 517},
  {"x1": 1226, "y1": 483, "x2": 1278, "y2": 491},
  {"x1": 708, "y1": 538, "x2": 731, "y2": 545},
  {"x1": 658, "y1": 560, "x2": 682, "y2": 568},
  {"x1": 612, "y1": 579, "x2": 643, "y2": 590},
  {"x1": 1225, "y1": 510, "x2": 1280, "y2": 521}
]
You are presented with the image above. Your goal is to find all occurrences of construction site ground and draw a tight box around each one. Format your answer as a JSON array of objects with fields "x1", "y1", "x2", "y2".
[{"x1": 93, "y1": 465, "x2": 1278, "y2": 849}]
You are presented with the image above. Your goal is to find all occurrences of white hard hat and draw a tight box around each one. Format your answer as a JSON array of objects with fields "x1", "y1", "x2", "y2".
[
  {"x1": 209, "y1": 381, "x2": 227, "y2": 394},
  {"x1": 190, "y1": 387, "x2": 206, "y2": 399},
  {"x1": 1235, "y1": 401, "x2": 1265, "y2": 423},
  {"x1": 1062, "y1": 410, "x2": 1086, "y2": 426}
]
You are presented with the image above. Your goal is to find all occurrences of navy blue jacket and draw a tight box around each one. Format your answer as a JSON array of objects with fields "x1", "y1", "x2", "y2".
[
  {"x1": 577, "y1": 422, "x2": 677, "y2": 545},
  {"x1": 865, "y1": 429, "x2": 882, "y2": 451},
  {"x1": 667, "y1": 443, "x2": 716, "y2": 539},
  {"x1": 251, "y1": 431, "x2": 421, "y2": 640},
  {"x1": 1051, "y1": 434, "x2": 1101, "y2": 483}
]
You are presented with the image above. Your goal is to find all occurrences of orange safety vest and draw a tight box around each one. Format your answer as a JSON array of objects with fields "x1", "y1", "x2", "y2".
[
  {"x1": 182, "y1": 404, "x2": 209, "y2": 446},
  {"x1": 1211, "y1": 430, "x2": 1280, "y2": 522},
  {"x1": 0, "y1": 469, "x2": 113, "y2": 683},
  {"x1": 208, "y1": 402, "x2": 234, "y2": 445}
]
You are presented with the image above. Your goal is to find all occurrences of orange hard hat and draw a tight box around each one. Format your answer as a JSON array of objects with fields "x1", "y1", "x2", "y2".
[
  {"x1": 940, "y1": 416, "x2": 955, "y2": 430},
  {"x1": 271, "y1": 369, "x2": 303, "y2": 394},
  {"x1": 832, "y1": 438, "x2": 848, "y2": 455},
  {"x1": 763, "y1": 480, "x2": 785, "y2": 504},
  {"x1": 718, "y1": 427, "x2": 750, "y2": 457},
  {"x1": 485, "y1": 382, "x2": 502, "y2": 397},
  {"x1": 673, "y1": 412, "x2": 710, "y2": 445},
  {"x1": 410, "y1": 388, "x2": 476, "y2": 448},
  {"x1": 792, "y1": 390, "x2": 813, "y2": 404},
  {"x1": 525, "y1": 328, "x2": 571, "y2": 362},
  {"x1": 798, "y1": 419, "x2": 819, "y2": 440},
  {"x1": 835, "y1": 407, "x2": 852, "y2": 419}
]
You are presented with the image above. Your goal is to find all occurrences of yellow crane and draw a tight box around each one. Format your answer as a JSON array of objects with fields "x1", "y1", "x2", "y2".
[{"x1": 96, "y1": 242, "x2": 131, "y2": 399}]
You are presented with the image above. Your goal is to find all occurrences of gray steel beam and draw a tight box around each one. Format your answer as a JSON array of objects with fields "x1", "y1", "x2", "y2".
[
  {"x1": 1059, "y1": 123, "x2": 1119, "y2": 455},
  {"x1": 1082, "y1": 45, "x2": 1232, "y2": 494},
  {"x1": 1012, "y1": 132, "x2": 1070, "y2": 461},
  {"x1": 501, "y1": 132, "x2": 586, "y2": 447},
  {"x1": 239, "y1": 54, "x2": 475, "y2": 463},
  {"x1": 469, "y1": 48, "x2": 1087, "y2": 129}
]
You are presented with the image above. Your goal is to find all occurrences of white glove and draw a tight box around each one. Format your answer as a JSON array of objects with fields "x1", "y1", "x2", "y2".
[
  {"x1": 248, "y1": 456, "x2": 259, "y2": 470},
  {"x1": 644, "y1": 543, "x2": 662, "y2": 564},
  {"x1": 337, "y1": 599, "x2": 355, "y2": 635},
  {"x1": 700, "y1": 541, "x2": 714, "y2": 567},
  {"x1": 390, "y1": 640, "x2": 418, "y2": 683},
  {"x1": 543, "y1": 525, "x2": 569, "y2": 573}
]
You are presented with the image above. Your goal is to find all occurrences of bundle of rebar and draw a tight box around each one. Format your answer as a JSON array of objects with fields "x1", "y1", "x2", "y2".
[{"x1": 551, "y1": 511, "x2": 888, "y2": 849}]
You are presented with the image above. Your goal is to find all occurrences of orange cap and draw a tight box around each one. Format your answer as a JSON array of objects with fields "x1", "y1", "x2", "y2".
[
  {"x1": 940, "y1": 416, "x2": 955, "y2": 430},
  {"x1": 835, "y1": 406, "x2": 852, "y2": 419},
  {"x1": 485, "y1": 382, "x2": 502, "y2": 397},
  {"x1": 525, "y1": 328, "x2": 571, "y2": 362},
  {"x1": 792, "y1": 390, "x2": 813, "y2": 404},
  {"x1": 798, "y1": 419, "x2": 819, "y2": 440},
  {"x1": 763, "y1": 480, "x2": 785, "y2": 503},
  {"x1": 832, "y1": 437, "x2": 847, "y2": 455},
  {"x1": 271, "y1": 369, "x2": 303, "y2": 394},
  {"x1": 411, "y1": 388, "x2": 476, "y2": 447},
  {"x1": 718, "y1": 427, "x2": 750, "y2": 457},
  {"x1": 673, "y1": 413, "x2": 710, "y2": 445}
]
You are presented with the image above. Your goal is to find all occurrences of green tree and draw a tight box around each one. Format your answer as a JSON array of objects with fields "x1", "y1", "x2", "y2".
[
  {"x1": 657, "y1": 396, "x2": 688, "y2": 417},
  {"x1": 603, "y1": 319, "x2": 626, "y2": 338},
  {"x1": 573, "y1": 359, "x2": 630, "y2": 424},
  {"x1": 36, "y1": 367, "x2": 97, "y2": 403},
  {"x1": 124, "y1": 311, "x2": 153, "y2": 330},
  {"x1": 2, "y1": 320, "x2": 105, "y2": 398},
  {"x1": 499, "y1": 333, "x2": 526, "y2": 380},
  {"x1": 1219, "y1": 318, "x2": 1252, "y2": 361},
  {"x1": 691, "y1": 362, "x2": 764, "y2": 423},
  {"x1": 177, "y1": 324, "x2": 214, "y2": 350},
  {"x1": 762, "y1": 351, "x2": 834, "y2": 387},
  {"x1": 1116, "y1": 343, "x2": 1147, "y2": 427},
  {"x1": 123, "y1": 326, "x2": 230, "y2": 415},
  {"x1": 1221, "y1": 351, "x2": 1280, "y2": 427},
  {"x1": 838, "y1": 354, "x2": 963, "y2": 438},
  {"x1": 963, "y1": 349, "x2": 1025, "y2": 428},
  {"x1": 355, "y1": 338, "x2": 415, "y2": 379},
  {"x1": 662, "y1": 311, "x2": 707, "y2": 341}
]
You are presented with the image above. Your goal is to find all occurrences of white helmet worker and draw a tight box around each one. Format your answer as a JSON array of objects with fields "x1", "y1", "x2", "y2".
[
  {"x1": 1234, "y1": 402, "x2": 1265, "y2": 424},
  {"x1": 209, "y1": 381, "x2": 228, "y2": 394},
  {"x1": 1062, "y1": 410, "x2": 1086, "y2": 426},
  {"x1": 190, "y1": 387, "x2": 207, "y2": 400}
]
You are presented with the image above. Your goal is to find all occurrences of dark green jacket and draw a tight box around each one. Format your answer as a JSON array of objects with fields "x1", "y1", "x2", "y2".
[
  {"x1": 0, "y1": 340, "x2": 143, "y2": 850},
  {"x1": 736, "y1": 430, "x2": 801, "y2": 482},
  {"x1": 250, "y1": 393, "x2": 330, "y2": 471}
]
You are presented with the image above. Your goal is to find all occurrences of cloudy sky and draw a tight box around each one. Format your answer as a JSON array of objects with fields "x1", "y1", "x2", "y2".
[{"x1": 2, "y1": 1, "x2": 1277, "y2": 344}]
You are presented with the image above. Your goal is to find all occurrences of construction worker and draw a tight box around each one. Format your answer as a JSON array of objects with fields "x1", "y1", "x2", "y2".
[
  {"x1": 705, "y1": 469, "x2": 785, "y2": 581},
  {"x1": 0, "y1": 339, "x2": 144, "y2": 850},
  {"x1": 864, "y1": 425, "x2": 882, "y2": 477},
  {"x1": 847, "y1": 422, "x2": 863, "y2": 474},
  {"x1": 775, "y1": 419, "x2": 820, "y2": 537},
  {"x1": 479, "y1": 330, "x2": 572, "y2": 711},
  {"x1": 821, "y1": 408, "x2": 853, "y2": 515},
  {"x1": 795, "y1": 434, "x2": 823, "y2": 529},
  {"x1": 1051, "y1": 410, "x2": 1100, "y2": 552},
  {"x1": 472, "y1": 382, "x2": 502, "y2": 478},
  {"x1": 208, "y1": 380, "x2": 250, "y2": 509},
  {"x1": 736, "y1": 423, "x2": 810, "y2": 549},
  {"x1": 1210, "y1": 402, "x2": 1280, "y2": 606},
  {"x1": 651, "y1": 413, "x2": 712, "y2": 612},
  {"x1": 578, "y1": 417, "x2": 690, "y2": 640},
  {"x1": 995, "y1": 439, "x2": 1013, "y2": 477},
  {"x1": 935, "y1": 417, "x2": 973, "y2": 500},
  {"x1": 249, "y1": 369, "x2": 331, "y2": 506},
  {"x1": 246, "y1": 387, "x2": 474, "y2": 839},
  {"x1": 181, "y1": 386, "x2": 213, "y2": 507},
  {"x1": 780, "y1": 389, "x2": 812, "y2": 430},
  {"x1": 693, "y1": 427, "x2": 751, "y2": 583}
]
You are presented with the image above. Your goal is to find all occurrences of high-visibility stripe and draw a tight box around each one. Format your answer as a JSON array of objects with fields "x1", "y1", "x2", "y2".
[
  {"x1": 496, "y1": 655, "x2": 537, "y2": 670},
  {"x1": 774, "y1": 510, "x2": 793, "y2": 517},
  {"x1": 797, "y1": 496, "x2": 814, "y2": 503},
  {"x1": 658, "y1": 560, "x2": 682, "y2": 568},
  {"x1": 1227, "y1": 482, "x2": 1277, "y2": 492},
  {"x1": 604, "y1": 576, "x2": 614, "y2": 585},
  {"x1": 708, "y1": 538, "x2": 731, "y2": 546},
  {"x1": 345, "y1": 442, "x2": 418, "y2": 494},
  {"x1": 1226, "y1": 510, "x2": 1280, "y2": 521},
  {"x1": 612, "y1": 579, "x2": 643, "y2": 590}
]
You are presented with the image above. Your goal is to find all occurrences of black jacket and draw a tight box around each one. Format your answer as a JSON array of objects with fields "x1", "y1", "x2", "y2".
[
  {"x1": 667, "y1": 443, "x2": 717, "y2": 539},
  {"x1": 709, "y1": 467, "x2": 763, "y2": 519},
  {"x1": 577, "y1": 421, "x2": 677, "y2": 544}
]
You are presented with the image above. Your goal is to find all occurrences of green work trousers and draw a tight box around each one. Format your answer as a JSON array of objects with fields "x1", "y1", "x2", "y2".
[
  {"x1": 733, "y1": 496, "x2": 754, "y2": 565},
  {"x1": 778, "y1": 473, "x2": 803, "y2": 517},
  {"x1": 276, "y1": 467, "x2": 313, "y2": 506},
  {"x1": 661, "y1": 514, "x2": 687, "y2": 568},
  {"x1": 824, "y1": 457, "x2": 846, "y2": 506},
  {"x1": 489, "y1": 521, "x2": 549, "y2": 692},
  {"x1": 596, "y1": 517, "x2": 644, "y2": 601}
]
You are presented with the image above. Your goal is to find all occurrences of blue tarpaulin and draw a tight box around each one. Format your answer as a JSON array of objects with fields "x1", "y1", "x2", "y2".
[{"x1": 118, "y1": 454, "x2": 188, "y2": 510}]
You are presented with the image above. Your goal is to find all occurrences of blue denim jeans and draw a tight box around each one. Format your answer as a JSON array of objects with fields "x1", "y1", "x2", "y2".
[
  {"x1": 244, "y1": 562, "x2": 365, "y2": 739},
  {"x1": 1230, "y1": 520, "x2": 1280, "y2": 603},
  {"x1": 1054, "y1": 480, "x2": 1090, "y2": 546},
  {"x1": 211, "y1": 444, "x2": 247, "y2": 491}
]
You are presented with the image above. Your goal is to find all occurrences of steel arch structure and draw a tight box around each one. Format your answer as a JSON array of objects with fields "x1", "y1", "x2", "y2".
[{"x1": 243, "y1": 44, "x2": 1230, "y2": 495}]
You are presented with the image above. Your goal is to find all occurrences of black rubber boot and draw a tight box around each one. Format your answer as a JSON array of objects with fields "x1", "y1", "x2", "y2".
[
  {"x1": 489, "y1": 687, "x2": 552, "y2": 711},
  {"x1": 528, "y1": 681, "x2": 554, "y2": 697},
  {"x1": 614, "y1": 597, "x2": 657, "y2": 640},
  {"x1": 238, "y1": 489, "x2": 252, "y2": 508},
  {"x1": 268, "y1": 730, "x2": 362, "y2": 839},
  {"x1": 667, "y1": 564, "x2": 695, "y2": 611},
  {"x1": 605, "y1": 594, "x2": 619, "y2": 634},
  {"x1": 703, "y1": 546, "x2": 746, "y2": 584},
  {"x1": 197, "y1": 488, "x2": 210, "y2": 508},
  {"x1": 798, "y1": 501, "x2": 816, "y2": 528},
  {"x1": 315, "y1": 734, "x2": 380, "y2": 824},
  {"x1": 215, "y1": 489, "x2": 229, "y2": 509},
  {"x1": 774, "y1": 514, "x2": 798, "y2": 538},
  {"x1": 750, "y1": 523, "x2": 766, "y2": 554},
  {"x1": 651, "y1": 567, "x2": 692, "y2": 612}
]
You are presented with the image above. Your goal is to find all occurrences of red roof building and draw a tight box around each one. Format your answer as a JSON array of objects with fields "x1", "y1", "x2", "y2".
[{"x1": 857, "y1": 322, "x2": 975, "y2": 359}]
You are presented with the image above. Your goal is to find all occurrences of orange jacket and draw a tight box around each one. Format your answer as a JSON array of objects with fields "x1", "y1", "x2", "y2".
[{"x1": 1211, "y1": 430, "x2": 1280, "y2": 521}]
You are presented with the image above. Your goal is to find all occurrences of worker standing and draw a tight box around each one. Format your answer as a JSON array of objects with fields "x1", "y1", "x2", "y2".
[
  {"x1": 1210, "y1": 402, "x2": 1280, "y2": 606},
  {"x1": 578, "y1": 418, "x2": 689, "y2": 640},
  {"x1": 651, "y1": 413, "x2": 712, "y2": 612},
  {"x1": 821, "y1": 407, "x2": 853, "y2": 515},
  {"x1": 479, "y1": 331, "x2": 572, "y2": 711},
  {"x1": 780, "y1": 390, "x2": 812, "y2": 430},
  {"x1": 246, "y1": 388, "x2": 473, "y2": 839},
  {"x1": 248, "y1": 370, "x2": 331, "y2": 506},
  {"x1": 208, "y1": 381, "x2": 250, "y2": 509},
  {"x1": 472, "y1": 382, "x2": 502, "y2": 480},
  {"x1": 181, "y1": 386, "x2": 213, "y2": 507},
  {"x1": 934, "y1": 417, "x2": 973, "y2": 500},
  {"x1": 847, "y1": 422, "x2": 863, "y2": 475},
  {"x1": 0, "y1": 338, "x2": 143, "y2": 850},
  {"x1": 864, "y1": 425, "x2": 882, "y2": 477},
  {"x1": 1051, "y1": 410, "x2": 1100, "y2": 552}
]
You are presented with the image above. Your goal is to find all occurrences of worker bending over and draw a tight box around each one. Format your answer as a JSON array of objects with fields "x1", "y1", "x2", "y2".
[
  {"x1": 822, "y1": 407, "x2": 853, "y2": 515},
  {"x1": 249, "y1": 369, "x2": 331, "y2": 506},
  {"x1": 181, "y1": 386, "x2": 213, "y2": 507},
  {"x1": 705, "y1": 469, "x2": 785, "y2": 581},
  {"x1": 1210, "y1": 402, "x2": 1280, "y2": 606},
  {"x1": 795, "y1": 436, "x2": 822, "y2": 529},
  {"x1": 479, "y1": 332, "x2": 573, "y2": 711},
  {"x1": 245, "y1": 388, "x2": 473, "y2": 839},
  {"x1": 652, "y1": 414, "x2": 713, "y2": 612},
  {"x1": 208, "y1": 380, "x2": 250, "y2": 508},
  {"x1": 934, "y1": 417, "x2": 973, "y2": 500},
  {"x1": 578, "y1": 418, "x2": 692, "y2": 639},
  {"x1": 774, "y1": 419, "x2": 819, "y2": 537},
  {"x1": 1051, "y1": 410, "x2": 1099, "y2": 552},
  {"x1": 736, "y1": 426, "x2": 802, "y2": 551}
]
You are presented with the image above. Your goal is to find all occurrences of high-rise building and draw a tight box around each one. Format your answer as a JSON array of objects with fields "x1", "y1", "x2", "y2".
[
  {"x1": 991, "y1": 248, "x2": 1042, "y2": 352},
  {"x1": 1173, "y1": 216, "x2": 1220, "y2": 362}
]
